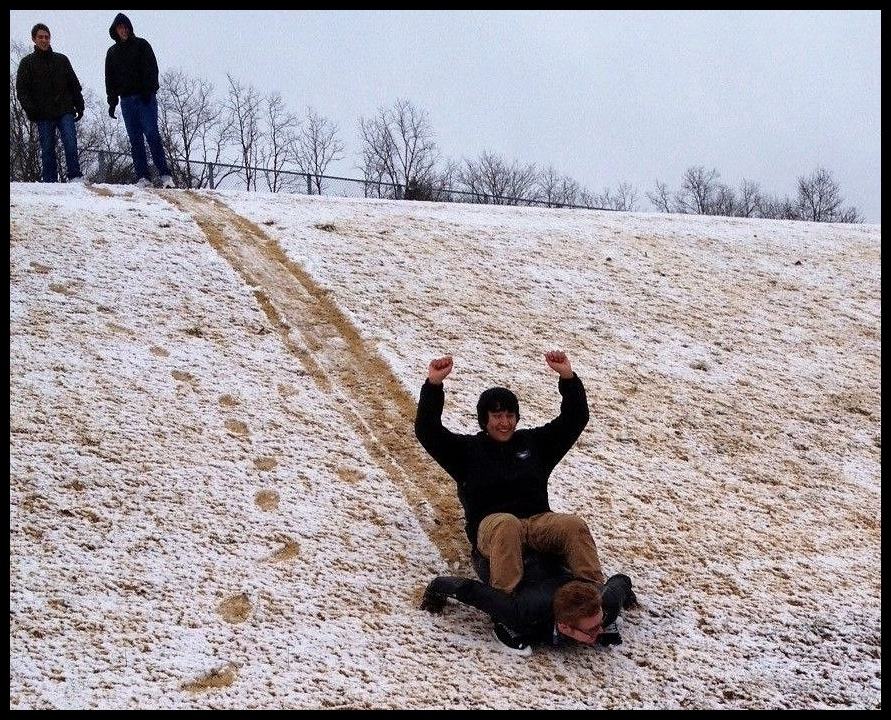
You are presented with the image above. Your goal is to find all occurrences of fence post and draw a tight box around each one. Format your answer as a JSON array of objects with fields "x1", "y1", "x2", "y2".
[
  {"x1": 306, "y1": 174, "x2": 312, "y2": 195},
  {"x1": 207, "y1": 162, "x2": 214, "y2": 190},
  {"x1": 98, "y1": 151, "x2": 108, "y2": 183}
]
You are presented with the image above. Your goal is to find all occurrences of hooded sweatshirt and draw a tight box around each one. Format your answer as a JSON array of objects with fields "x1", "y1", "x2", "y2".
[{"x1": 104, "y1": 13, "x2": 160, "y2": 106}]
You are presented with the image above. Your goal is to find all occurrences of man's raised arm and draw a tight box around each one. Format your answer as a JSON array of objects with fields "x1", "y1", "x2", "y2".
[
  {"x1": 414, "y1": 356, "x2": 463, "y2": 466},
  {"x1": 535, "y1": 350, "x2": 590, "y2": 459},
  {"x1": 544, "y1": 350, "x2": 575, "y2": 381}
]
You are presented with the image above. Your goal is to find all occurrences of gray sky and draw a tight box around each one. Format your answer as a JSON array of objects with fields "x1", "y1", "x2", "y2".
[{"x1": 10, "y1": 10, "x2": 881, "y2": 221}]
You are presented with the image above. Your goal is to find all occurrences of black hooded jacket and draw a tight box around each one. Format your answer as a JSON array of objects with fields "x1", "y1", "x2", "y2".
[
  {"x1": 16, "y1": 45, "x2": 84, "y2": 122},
  {"x1": 415, "y1": 374, "x2": 589, "y2": 547},
  {"x1": 104, "y1": 13, "x2": 160, "y2": 106},
  {"x1": 425, "y1": 560, "x2": 636, "y2": 646}
]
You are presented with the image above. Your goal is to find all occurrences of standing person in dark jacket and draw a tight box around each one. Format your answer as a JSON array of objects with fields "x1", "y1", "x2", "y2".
[
  {"x1": 415, "y1": 351, "x2": 604, "y2": 596},
  {"x1": 15, "y1": 23, "x2": 85, "y2": 184},
  {"x1": 420, "y1": 552, "x2": 638, "y2": 656},
  {"x1": 105, "y1": 13, "x2": 174, "y2": 188}
]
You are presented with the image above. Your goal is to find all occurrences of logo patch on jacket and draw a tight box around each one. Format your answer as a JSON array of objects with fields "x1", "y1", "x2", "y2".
[{"x1": 515, "y1": 449, "x2": 531, "y2": 460}]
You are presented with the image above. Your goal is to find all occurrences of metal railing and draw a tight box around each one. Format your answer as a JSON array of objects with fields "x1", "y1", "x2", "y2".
[{"x1": 77, "y1": 148, "x2": 607, "y2": 211}]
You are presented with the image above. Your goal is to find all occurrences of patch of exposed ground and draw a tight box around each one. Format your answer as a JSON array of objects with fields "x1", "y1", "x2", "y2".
[{"x1": 164, "y1": 191, "x2": 465, "y2": 566}]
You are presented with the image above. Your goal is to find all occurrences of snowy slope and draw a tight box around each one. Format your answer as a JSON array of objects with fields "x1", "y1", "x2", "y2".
[{"x1": 9, "y1": 182, "x2": 881, "y2": 709}]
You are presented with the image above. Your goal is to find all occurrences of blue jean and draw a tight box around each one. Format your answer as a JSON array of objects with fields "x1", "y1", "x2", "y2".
[
  {"x1": 120, "y1": 94, "x2": 170, "y2": 180},
  {"x1": 37, "y1": 113, "x2": 81, "y2": 183}
]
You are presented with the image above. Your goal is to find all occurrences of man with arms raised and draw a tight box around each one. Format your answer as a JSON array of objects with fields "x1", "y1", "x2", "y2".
[{"x1": 415, "y1": 351, "x2": 611, "y2": 651}]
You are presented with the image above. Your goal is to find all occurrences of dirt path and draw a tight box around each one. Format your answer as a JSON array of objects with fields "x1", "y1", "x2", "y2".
[{"x1": 163, "y1": 190, "x2": 466, "y2": 567}]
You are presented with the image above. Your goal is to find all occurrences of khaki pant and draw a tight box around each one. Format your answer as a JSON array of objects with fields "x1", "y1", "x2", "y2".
[{"x1": 476, "y1": 511, "x2": 605, "y2": 593}]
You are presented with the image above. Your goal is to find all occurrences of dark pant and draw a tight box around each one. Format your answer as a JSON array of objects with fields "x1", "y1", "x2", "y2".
[
  {"x1": 37, "y1": 114, "x2": 81, "y2": 183},
  {"x1": 120, "y1": 94, "x2": 170, "y2": 180}
]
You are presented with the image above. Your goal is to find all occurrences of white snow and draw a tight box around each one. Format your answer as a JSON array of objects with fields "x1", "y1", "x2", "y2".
[{"x1": 9, "y1": 182, "x2": 880, "y2": 709}]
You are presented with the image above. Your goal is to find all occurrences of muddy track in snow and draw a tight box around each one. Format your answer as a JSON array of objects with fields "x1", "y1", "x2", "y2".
[{"x1": 162, "y1": 190, "x2": 466, "y2": 567}]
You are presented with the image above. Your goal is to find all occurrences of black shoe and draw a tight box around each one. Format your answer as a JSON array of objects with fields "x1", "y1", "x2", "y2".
[
  {"x1": 492, "y1": 622, "x2": 532, "y2": 656},
  {"x1": 597, "y1": 621, "x2": 622, "y2": 646}
]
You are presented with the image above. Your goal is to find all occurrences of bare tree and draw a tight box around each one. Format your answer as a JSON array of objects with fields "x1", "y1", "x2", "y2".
[
  {"x1": 737, "y1": 178, "x2": 762, "y2": 218},
  {"x1": 578, "y1": 188, "x2": 598, "y2": 208},
  {"x1": 360, "y1": 154, "x2": 390, "y2": 198},
  {"x1": 710, "y1": 183, "x2": 738, "y2": 216},
  {"x1": 225, "y1": 74, "x2": 263, "y2": 190},
  {"x1": 646, "y1": 180, "x2": 673, "y2": 213},
  {"x1": 795, "y1": 167, "x2": 861, "y2": 222},
  {"x1": 555, "y1": 176, "x2": 580, "y2": 207},
  {"x1": 459, "y1": 151, "x2": 537, "y2": 205},
  {"x1": 675, "y1": 166, "x2": 721, "y2": 214},
  {"x1": 507, "y1": 160, "x2": 540, "y2": 204},
  {"x1": 157, "y1": 69, "x2": 234, "y2": 189},
  {"x1": 537, "y1": 166, "x2": 561, "y2": 207},
  {"x1": 425, "y1": 159, "x2": 459, "y2": 202},
  {"x1": 756, "y1": 194, "x2": 798, "y2": 220},
  {"x1": 156, "y1": 81, "x2": 184, "y2": 179},
  {"x1": 614, "y1": 182, "x2": 639, "y2": 211},
  {"x1": 836, "y1": 206, "x2": 863, "y2": 223},
  {"x1": 293, "y1": 107, "x2": 344, "y2": 194},
  {"x1": 592, "y1": 187, "x2": 614, "y2": 210},
  {"x1": 796, "y1": 167, "x2": 842, "y2": 221},
  {"x1": 358, "y1": 98, "x2": 438, "y2": 198},
  {"x1": 458, "y1": 151, "x2": 507, "y2": 203},
  {"x1": 9, "y1": 40, "x2": 40, "y2": 182},
  {"x1": 550, "y1": 176, "x2": 579, "y2": 207},
  {"x1": 259, "y1": 92, "x2": 300, "y2": 193},
  {"x1": 596, "y1": 182, "x2": 639, "y2": 211}
]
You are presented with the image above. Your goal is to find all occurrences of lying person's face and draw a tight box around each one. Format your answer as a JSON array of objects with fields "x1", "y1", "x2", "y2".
[
  {"x1": 557, "y1": 609, "x2": 604, "y2": 645},
  {"x1": 486, "y1": 410, "x2": 517, "y2": 442}
]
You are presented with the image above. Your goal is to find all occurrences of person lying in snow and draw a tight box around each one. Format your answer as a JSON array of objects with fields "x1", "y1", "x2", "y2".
[
  {"x1": 415, "y1": 351, "x2": 599, "y2": 594},
  {"x1": 420, "y1": 549, "x2": 638, "y2": 656}
]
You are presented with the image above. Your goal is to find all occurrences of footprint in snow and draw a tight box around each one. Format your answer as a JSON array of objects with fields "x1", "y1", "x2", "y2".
[
  {"x1": 254, "y1": 489, "x2": 279, "y2": 511},
  {"x1": 224, "y1": 419, "x2": 250, "y2": 436},
  {"x1": 217, "y1": 593, "x2": 251, "y2": 623}
]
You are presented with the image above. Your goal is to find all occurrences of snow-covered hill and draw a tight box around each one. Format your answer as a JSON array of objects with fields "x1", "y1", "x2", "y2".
[{"x1": 9, "y1": 182, "x2": 881, "y2": 709}]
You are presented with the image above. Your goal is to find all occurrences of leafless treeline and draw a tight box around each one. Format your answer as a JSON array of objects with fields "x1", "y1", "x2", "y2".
[
  {"x1": 9, "y1": 41, "x2": 863, "y2": 222},
  {"x1": 646, "y1": 165, "x2": 862, "y2": 223}
]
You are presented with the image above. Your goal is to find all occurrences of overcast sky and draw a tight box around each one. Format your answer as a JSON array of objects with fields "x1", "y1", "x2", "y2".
[{"x1": 10, "y1": 10, "x2": 881, "y2": 222}]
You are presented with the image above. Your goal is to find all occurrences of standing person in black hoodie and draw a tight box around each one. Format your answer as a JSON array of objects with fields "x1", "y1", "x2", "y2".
[
  {"x1": 15, "y1": 23, "x2": 85, "y2": 183},
  {"x1": 105, "y1": 13, "x2": 174, "y2": 188}
]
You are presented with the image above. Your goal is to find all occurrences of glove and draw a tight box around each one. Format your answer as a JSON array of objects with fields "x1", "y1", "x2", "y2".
[
  {"x1": 141, "y1": 92, "x2": 153, "y2": 105},
  {"x1": 597, "y1": 630, "x2": 622, "y2": 646},
  {"x1": 602, "y1": 573, "x2": 637, "y2": 615},
  {"x1": 420, "y1": 586, "x2": 447, "y2": 614},
  {"x1": 108, "y1": 104, "x2": 117, "y2": 119},
  {"x1": 74, "y1": 109, "x2": 84, "y2": 122}
]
